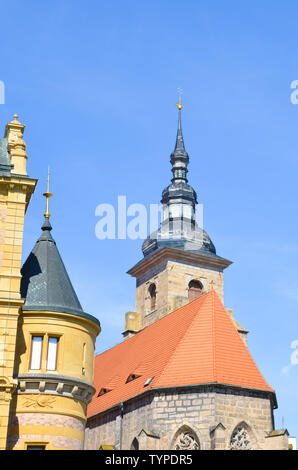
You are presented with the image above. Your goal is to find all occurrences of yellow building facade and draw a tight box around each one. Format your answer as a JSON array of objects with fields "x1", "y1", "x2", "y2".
[{"x1": 0, "y1": 115, "x2": 100, "y2": 450}]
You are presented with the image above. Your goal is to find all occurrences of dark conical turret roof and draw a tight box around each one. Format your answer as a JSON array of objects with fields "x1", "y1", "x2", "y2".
[{"x1": 21, "y1": 217, "x2": 100, "y2": 327}]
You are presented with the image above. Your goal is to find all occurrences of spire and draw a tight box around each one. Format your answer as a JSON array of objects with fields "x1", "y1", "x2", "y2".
[
  {"x1": 170, "y1": 93, "x2": 189, "y2": 183},
  {"x1": 142, "y1": 96, "x2": 219, "y2": 258},
  {"x1": 174, "y1": 90, "x2": 185, "y2": 151}
]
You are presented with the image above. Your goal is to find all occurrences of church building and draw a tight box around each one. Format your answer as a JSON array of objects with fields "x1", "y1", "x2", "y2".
[
  {"x1": 85, "y1": 101, "x2": 289, "y2": 451},
  {"x1": 0, "y1": 105, "x2": 290, "y2": 450}
]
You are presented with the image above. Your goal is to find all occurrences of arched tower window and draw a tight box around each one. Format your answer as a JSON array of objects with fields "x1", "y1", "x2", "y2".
[
  {"x1": 172, "y1": 426, "x2": 200, "y2": 450},
  {"x1": 148, "y1": 283, "x2": 156, "y2": 311},
  {"x1": 130, "y1": 438, "x2": 139, "y2": 450},
  {"x1": 230, "y1": 423, "x2": 251, "y2": 450},
  {"x1": 188, "y1": 280, "x2": 203, "y2": 302}
]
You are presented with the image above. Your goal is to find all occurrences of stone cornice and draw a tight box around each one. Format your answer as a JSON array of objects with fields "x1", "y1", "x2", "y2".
[
  {"x1": 87, "y1": 383, "x2": 277, "y2": 420},
  {"x1": 0, "y1": 175, "x2": 37, "y2": 187},
  {"x1": 127, "y1": 247, "x2": 232, "y2": 278},
  {"x1": 0, "y1": 297, "x2": 24, "y2": 306},
  {"x1": 17, "y1": 373, "x2": 96, "y2": 405},
  {"x1": 0, "y1": 175, "x2": 37, "y2": 211}
]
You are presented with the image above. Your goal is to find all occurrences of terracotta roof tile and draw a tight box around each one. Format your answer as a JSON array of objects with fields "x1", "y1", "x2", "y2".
[{"x1": 87, "y1": 290, "x2": 274, "y2": 418}]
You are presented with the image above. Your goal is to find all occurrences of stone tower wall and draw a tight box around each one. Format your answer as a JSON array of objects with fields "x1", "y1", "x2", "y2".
[{"x1": 135, "y1": 259, "x2": 224, "y2": 329}]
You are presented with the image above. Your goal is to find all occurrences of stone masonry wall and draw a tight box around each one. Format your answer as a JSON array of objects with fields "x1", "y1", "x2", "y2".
[{"x1": 85, "y1": 386, "x2": 277, "y2": 450}]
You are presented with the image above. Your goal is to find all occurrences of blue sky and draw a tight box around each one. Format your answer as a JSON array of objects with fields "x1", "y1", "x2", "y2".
[{"x1": 1, "y1": 0, "x2": 298, "y2": 438}]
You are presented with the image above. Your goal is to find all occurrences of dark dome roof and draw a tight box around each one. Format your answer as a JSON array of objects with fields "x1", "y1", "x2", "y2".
[{"x1": 142, "y1": 226, "x2": 216, "y2": 258}]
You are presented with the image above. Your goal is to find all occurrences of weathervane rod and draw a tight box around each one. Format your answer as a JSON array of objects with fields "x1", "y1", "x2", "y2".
[
  {"x1": 176, "y1": 88, "x2": 183, "y2": 110},
  {"x1": 43, "y1": 166, "x2": 53, "y2": 219}
]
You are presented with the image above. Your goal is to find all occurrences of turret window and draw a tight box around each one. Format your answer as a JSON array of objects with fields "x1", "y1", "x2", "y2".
[
  {"x1": 29, "y1": 334, "x2": 60, "y2": 372},
  {"x1": 46, "y1": 337, "x2": 59, "y2": 371},
  {"x1": 188, "y1": 280, "x2": 203, "y2": 302},
  {"x1": 30, "y1": 336, "x2": 43, "y2": 370}
]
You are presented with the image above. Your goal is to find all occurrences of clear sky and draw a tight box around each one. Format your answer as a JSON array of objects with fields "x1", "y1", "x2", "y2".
[{"x1": 0, "y1": 0, "x2": 297, "y2": 439}]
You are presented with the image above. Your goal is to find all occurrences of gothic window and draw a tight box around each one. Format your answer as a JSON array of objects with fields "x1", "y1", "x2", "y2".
[
  {"x1": 130, "y1": 438, "x2": 139, "y2": 450},
  {"x1": 230, "y1": 424, "x2": 251, "y2": 450},
  {"x1": 173, "y1": 428, "x2": 200, "y2": 450},
  {"x1": 148, "y1": 283, "x2": 156, "y2": 311},
  {"x1": 188, "y1": 280, "x2": 203, "y2": 302}
]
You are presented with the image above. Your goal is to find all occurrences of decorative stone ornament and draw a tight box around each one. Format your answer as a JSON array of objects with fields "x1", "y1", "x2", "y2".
[
  {"x1": 4, "y1": 114, "x2": 28, "y2": 175},
  {"x1": 174, "y1": 431, "x2": 200, "y2": 450}
]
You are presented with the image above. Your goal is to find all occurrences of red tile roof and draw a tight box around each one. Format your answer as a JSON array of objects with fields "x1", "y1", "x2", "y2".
[{"x1": 87, "y1": 290, "x2": 274, "y2": 418}]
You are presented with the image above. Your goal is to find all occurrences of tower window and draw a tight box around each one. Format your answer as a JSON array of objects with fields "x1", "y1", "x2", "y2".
[
  {"x1": 30, "y1": 336, "x2": 43, "y2": 370},
  {"x1": 188, "y1": 280, "x2": 203, "y2": 302},
  {"x1": 46, "y1": 337, "x2": 59, "y2": 371},
  {"x1": 148, "y1": 283, "x2": 156, "y2": 311}
]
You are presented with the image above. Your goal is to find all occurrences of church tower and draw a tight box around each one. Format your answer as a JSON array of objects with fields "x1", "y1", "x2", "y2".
[
  {"x1": 124, "y1": 100, "x2": 241, "y2": 337},
  {"x1": 6, "y1": 172, "x2": 101, "y2": 450}
]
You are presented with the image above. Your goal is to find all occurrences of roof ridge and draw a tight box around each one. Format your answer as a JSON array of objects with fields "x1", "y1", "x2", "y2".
[{"x1": 154, "y1": 293, "x2": 210, "y2": 387}]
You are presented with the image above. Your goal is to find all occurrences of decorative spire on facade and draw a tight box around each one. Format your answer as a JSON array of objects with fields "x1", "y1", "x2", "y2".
[{"x1": 4, "y1": 113, "x2": 28, "y2": 175}]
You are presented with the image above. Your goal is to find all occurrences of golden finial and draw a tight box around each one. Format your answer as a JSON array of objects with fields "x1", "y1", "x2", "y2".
[
  {"x1": 43, "y1": 167, "x2": 53, "y2": 219},
  {"x1": 13, "y1": 114, "x2": 18, "y2": 121},
  {"x1": 176, "y1": 88, "x2": 183, "y2": 110}
]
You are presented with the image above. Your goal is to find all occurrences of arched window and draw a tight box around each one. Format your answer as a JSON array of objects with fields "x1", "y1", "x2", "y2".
[
  {"x1": 230, "y1": 423, "x2": 251, "y2": 450},
  {"x1": 172, "y1": 426, "x2": 200, "y2": 450},
  {"x1": 130, "y1": 438, "x2": 139, "y2": 450},
  {"x1": 148, "y1": 283, "x2": 156, "y2": 311},
  {"x1": 188, "y1": 280, "x2": 203, "y2": 302}
]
